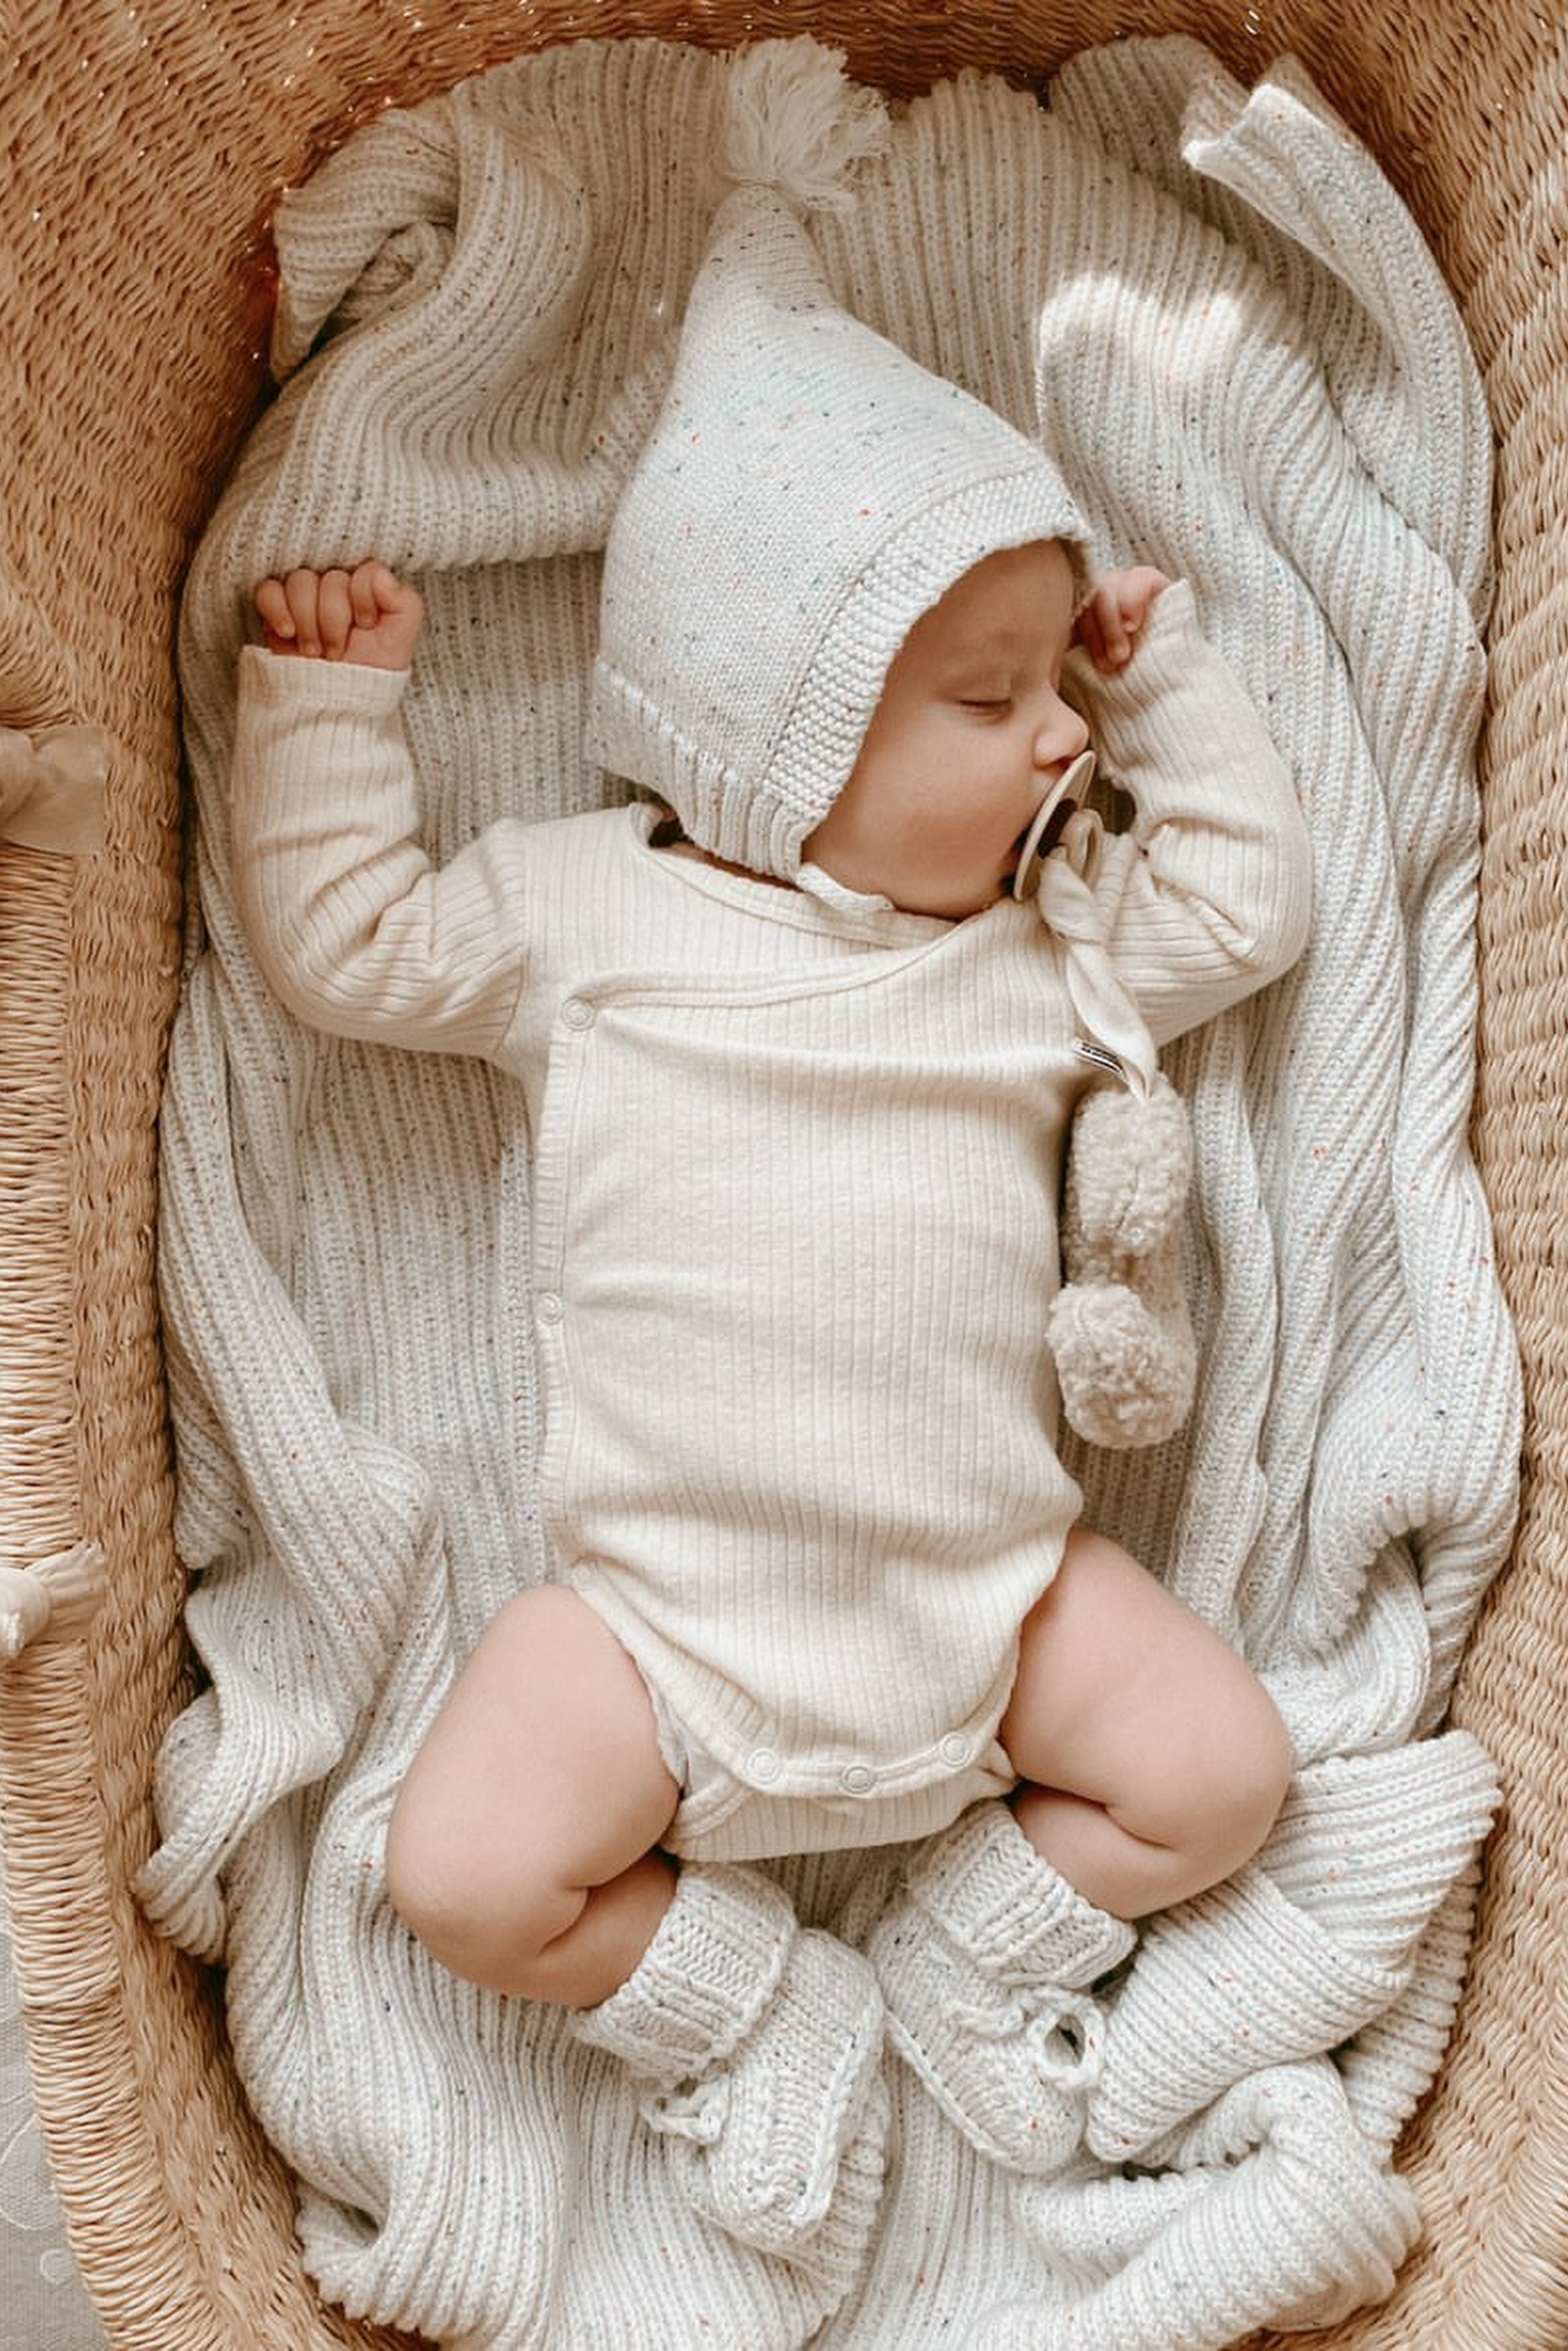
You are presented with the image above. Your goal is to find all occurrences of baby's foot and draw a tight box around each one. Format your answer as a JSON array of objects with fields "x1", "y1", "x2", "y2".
[
  {"x1": 870, "y1": 1802, "x2": 1133, "y2": 2177},
  {"x1": 572, "y1": 1863, "x2": 889, "y2": 2313},
  {"x1": 649, "y1": 1927, "x2": 887, "y2": 2251}
]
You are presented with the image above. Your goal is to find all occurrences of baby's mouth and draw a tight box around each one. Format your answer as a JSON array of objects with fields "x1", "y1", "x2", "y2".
[{"x1": 1010, "y1": 749, "x2": 1096, "y2": 900}]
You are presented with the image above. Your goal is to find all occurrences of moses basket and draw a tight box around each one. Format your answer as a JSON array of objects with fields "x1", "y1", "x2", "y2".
[{"x1": 2, "y1": 2, "x2": 1562, "y2": 2345}]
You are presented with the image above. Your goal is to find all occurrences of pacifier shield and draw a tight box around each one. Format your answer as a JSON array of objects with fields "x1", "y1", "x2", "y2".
[{"x1": 1012, "y1": 749, "x2": 1096, "y2": 901}]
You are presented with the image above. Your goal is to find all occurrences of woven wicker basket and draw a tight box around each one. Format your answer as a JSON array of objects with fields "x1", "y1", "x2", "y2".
[{"x1": 1, "y1": 4, "x2": 1561, "y2": 2346}]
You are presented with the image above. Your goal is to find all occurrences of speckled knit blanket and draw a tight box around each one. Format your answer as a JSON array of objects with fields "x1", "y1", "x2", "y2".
[{"x1": 140, "y1": 33, "x2": 1522, "y2": 2349}]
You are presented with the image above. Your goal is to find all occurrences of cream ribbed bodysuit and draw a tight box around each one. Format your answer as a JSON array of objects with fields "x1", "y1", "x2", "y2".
[{"x1": 232, "y1": 581, "x2": 1311, "y2": 1862}]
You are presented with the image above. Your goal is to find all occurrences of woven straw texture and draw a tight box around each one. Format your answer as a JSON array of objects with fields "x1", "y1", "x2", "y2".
[{"x1": 0, "y1": 4, "x2": 1560, "y2": 2347}]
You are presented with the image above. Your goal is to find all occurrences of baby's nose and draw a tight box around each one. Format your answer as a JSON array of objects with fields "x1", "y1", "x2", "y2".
[{"x1": 1033, "y1": 700, "x2": 1090, "y2": 768}]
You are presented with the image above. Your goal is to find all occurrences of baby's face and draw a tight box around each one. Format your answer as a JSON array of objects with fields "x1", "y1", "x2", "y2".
[{"x1": 804, "y1": 540, "x2": 1086, "y2": 919}]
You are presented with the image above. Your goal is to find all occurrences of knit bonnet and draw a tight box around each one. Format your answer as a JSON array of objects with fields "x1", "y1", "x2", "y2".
[{"x1": 587, "y1": 51, "x2": 1095, "y2": 896}]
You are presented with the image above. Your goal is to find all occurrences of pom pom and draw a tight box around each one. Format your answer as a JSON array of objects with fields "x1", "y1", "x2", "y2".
[
  {"x1": 1051, "y1": 1072, "x2": 1199, "y2": 1449},
  {"x1": 721, "y1": 38, "x2": 890, "y2": 214},
  {"x1": 1049, "y1": 1281, "x2": 1197, "y2": 1449},
  {"x1": 1069, "y1": 1077, "x2": 1194, "y2": 1258}
]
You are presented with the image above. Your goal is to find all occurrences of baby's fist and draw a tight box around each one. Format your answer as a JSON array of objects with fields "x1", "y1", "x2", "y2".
[
  {"x1": 254, "y1": 562, "x2": 424, "y2": 671},
  {"x1": 1074, "y1": 567, "x2": 1170, "y2": 675}
]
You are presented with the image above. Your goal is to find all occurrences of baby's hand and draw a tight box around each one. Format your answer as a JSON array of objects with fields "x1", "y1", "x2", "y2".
[
  {"x1": 254, "y1": 563, "x2": 424, "y2": 671},
  {"x1": 1074, "y1": 567, "x2": 1171, "y2": 675}
]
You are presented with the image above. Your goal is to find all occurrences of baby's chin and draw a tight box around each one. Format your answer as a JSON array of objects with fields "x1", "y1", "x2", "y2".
[
  {"x1": 888, "y1": 876, "x2": 1011, "y2": 920},
  {"x1": 807, "y1": 843, "x2": 1016, "y2": 920},
  {"x1": 920, "y1": 852, "x2": 1023, "y2": 920}
]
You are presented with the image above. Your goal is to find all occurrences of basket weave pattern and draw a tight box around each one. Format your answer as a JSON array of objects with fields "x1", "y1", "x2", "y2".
[{"x1": 2, "y1": 5, "x2": 1563, "y2": 2346}]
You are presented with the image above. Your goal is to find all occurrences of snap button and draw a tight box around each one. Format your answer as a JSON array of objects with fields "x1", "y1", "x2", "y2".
[
  {"x1": 748, "y1": 1747, "x2": 782, "y2": 1785},
  {"x1": 561, "y1": 996, "x2": 594, "y2": 1030},
  {"x1": 938, "y1": 1733, "x2": 973, "y2": 1769},
  {"x1": 536, "y1": 1291, "x2": 564, "y2": 1325},
  {"x1": 838, "y1": 1762, "x2": 877, "y2": 1796}
]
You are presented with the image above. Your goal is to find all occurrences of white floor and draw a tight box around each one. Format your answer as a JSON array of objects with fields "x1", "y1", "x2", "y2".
[{"x1": 0, "y1": 1847, "x2": 110, "y2": 2350}]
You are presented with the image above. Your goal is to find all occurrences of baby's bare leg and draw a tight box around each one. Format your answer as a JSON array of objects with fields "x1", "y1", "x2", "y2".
[
  {"x1": 385, "y1": 1585, "x2": 680, "y2": 2008},
  {"x1": 998, "y1": 1528, "x2": 1292, "y2": 1920}
]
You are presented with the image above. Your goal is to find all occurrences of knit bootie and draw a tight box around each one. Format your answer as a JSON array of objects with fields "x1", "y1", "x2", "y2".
[
  {"x1": 868, "y1": 1802, "x2": 1135, "y2": 2176},
  {"x1": 570, "y1": 1860, "x2": 889, "y2": 2279}
]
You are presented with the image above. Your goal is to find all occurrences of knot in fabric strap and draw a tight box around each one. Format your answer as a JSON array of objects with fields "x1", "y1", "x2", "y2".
[{"x1": 641, "y1": 2078, "x2": 730, "y2": 2146}]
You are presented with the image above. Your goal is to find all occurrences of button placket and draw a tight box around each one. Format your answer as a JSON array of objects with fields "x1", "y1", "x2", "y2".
[{"x1": 535, "y1": 995, "x2": 598, "y2": 1334}]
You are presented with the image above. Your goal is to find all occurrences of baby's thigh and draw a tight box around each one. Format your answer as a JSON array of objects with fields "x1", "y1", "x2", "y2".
[
  {"x1": 390, "y1": 1584, "x2": 679, "y2": 1890},
  {"x1": 999, "y1": 1528, "x2": 1290, "y2": 1848}
]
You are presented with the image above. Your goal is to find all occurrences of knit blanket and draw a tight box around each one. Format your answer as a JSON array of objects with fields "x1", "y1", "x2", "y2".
[{"x1": 141, "y1": 33, "x2": 1522, "y2": 2351}]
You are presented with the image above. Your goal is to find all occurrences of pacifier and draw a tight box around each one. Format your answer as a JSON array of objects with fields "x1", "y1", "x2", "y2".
[{"x1": 1011, "y1": 749, "x2": 1096, "y2": 901}]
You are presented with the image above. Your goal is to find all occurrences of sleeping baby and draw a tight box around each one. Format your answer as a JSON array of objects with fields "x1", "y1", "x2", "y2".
[{"x1": 230, "y1": 183, "x2": 1311, "y2": 2244}]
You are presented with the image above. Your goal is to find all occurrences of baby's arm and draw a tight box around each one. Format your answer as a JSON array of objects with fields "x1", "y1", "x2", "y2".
[
  {"x1": 233, "y1": 564, "x2": 540, "y2": 1059},
  {"x1": 1063, "y1": 577, "x2": 1314, "y2": 1045}
]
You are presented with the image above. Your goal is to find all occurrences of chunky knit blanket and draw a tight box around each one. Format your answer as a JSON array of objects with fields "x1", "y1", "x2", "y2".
[{"x1": 141, "y1": 33, "x2": 1522, "y2": 2350}]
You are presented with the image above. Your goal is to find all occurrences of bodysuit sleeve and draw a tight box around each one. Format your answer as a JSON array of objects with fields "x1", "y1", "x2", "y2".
[
  {"x1": 230, "y1": 644, "x2": 546, "y2": 1060},
  {"x1": 1062, "y1": 579, "x2": 1314, "y2": 1046}
]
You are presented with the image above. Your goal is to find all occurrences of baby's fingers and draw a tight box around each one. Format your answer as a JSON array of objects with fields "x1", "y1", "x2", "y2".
[
  {"x1": 316, "y1": 569, "x2": 355, "y2": 658},
  {"x1": 281, "y1": 567, "x2": 327, "y2": 657},
  {"x1": 1097, "y1": 591, "x2": 1133, "y2": 667},
  {"x1": 350, "y1": 562, "x2": 387, "y2": 631},
  {"x1": 254, "y1": 576, "x2": 296, "y2": 646},
  {"x1": 1074, "y1": 592, "x2": 1119, "y2": 674}
]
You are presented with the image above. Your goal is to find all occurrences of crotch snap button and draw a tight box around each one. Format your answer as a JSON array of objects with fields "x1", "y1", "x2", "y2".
[
  {"x1": 561, "y1": 996, "x2": 595, "y2": 1030},
  {"x1": 838, "y1": 1762, "x2": 877, "y2": 1796},
  {"x1": 749, "y1": 1747, "x2": 782, "y2": 1785},
  {"x1": 939, "y1": 1733, "x2": 973, "y2": 1769}
]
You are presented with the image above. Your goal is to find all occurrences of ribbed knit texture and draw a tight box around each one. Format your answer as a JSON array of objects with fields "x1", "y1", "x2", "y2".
[
  {"x1": 899, "y1": 1803, "x2": 1138, "y2": 1988},
  {"x1": 138, "y1": 32, "x2": 1520, "y2": 2351},
  {"x1": 569, "y1": 1860, "x2": 796, "y2": 2077}
]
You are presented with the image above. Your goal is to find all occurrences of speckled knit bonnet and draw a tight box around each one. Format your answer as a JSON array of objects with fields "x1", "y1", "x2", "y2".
[{"x1": 587, "y1": 59, "x2": 1094, "y2": 893}]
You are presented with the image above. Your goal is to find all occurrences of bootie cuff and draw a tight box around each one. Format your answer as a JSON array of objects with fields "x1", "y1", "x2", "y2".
[
  {"x1": 571, "y1": 1861, "x2": 794, "y2": 2080},
  {"x1": 904, "y1": 1802, "x2": 1135, "y2": 1987}
]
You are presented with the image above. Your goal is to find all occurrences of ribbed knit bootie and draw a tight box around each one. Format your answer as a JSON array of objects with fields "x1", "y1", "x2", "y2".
[
  {"x1": 570, "y1": 1860, "x2": 889, "y2": 2288},
  {"x1": 869, "y1": 1802, "x2": 1135, "y2": 2176}
]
